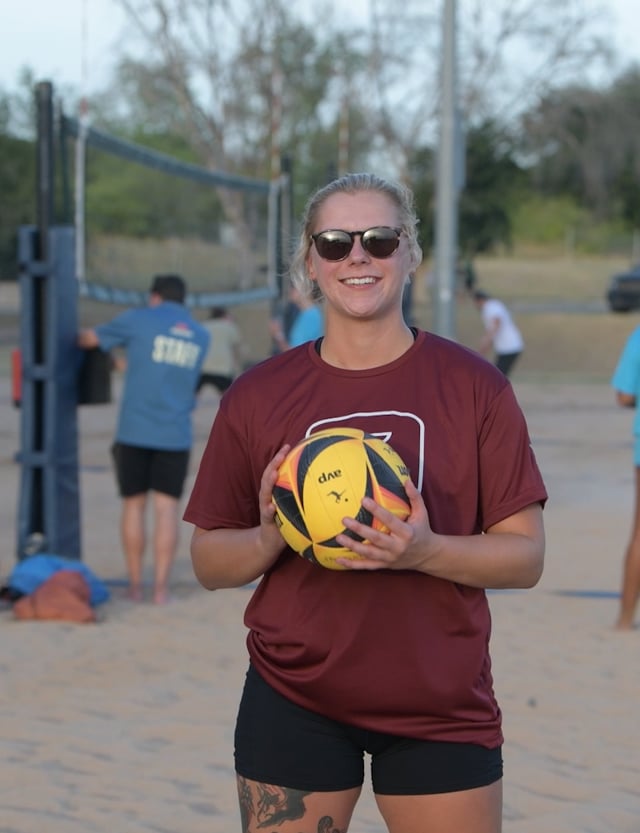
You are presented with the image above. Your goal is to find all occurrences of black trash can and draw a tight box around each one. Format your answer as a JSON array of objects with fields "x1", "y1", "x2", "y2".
[{"x1": 77, "y1": 347, "x2": 112, "y2": 405}]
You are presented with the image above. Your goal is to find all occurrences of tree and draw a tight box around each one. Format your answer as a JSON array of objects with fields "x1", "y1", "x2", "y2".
[
  {"x1": 84, "y1": 0, "x2": 372, "y2": 279},
  {"x1": 92, "y1": 0, "x2": 613, "y2": 207},
  {"x1": 344, "y1": 0, "x2": 612, "y2": 183},
  {"x1": 410, "y1": 119, "x2": 526, "y2": 257},
  {"x1": 0, "y1": 131, "x2": 35, "y2": 279},
  {"x1": 458, "y1": 120, "x2": 526, "y2": 255},
  {"x1": 520, "y1": 68, "x2": 640, "y2": 224},
  {"x1": 0, "y1": 72, "x2": 39, "y2": 279}
]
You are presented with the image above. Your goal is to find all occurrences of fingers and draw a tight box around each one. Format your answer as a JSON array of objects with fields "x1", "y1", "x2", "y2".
[
  {"x1": 334, "y1": 479, "x2": 425, "y2": 570},
  {"x1": 336, "y1": 497, "x2": 408, "y2": 564},
  {"x1": 259, "y1": 444, "x2": 291, "y2": 521}
]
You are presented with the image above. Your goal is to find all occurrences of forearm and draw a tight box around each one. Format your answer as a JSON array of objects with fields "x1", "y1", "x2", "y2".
[
  {"x1": 339, "y1": 499, "x2": 545, "y2": 587},
  {"x1": 416, "y1": 526, "x2": 544, "y2": 589},
  {"x1": 190, "y1": 525, "x2": 280, "y2": 590}
]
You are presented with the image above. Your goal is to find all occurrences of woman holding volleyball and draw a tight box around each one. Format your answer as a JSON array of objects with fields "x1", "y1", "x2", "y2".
[{"x1": 185, "y1": 173, "x2": 547, "y2": 833}]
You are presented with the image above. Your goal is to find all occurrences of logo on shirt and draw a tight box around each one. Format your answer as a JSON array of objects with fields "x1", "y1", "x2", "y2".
[
  {"x1": 152, "y1": 335, "x2": 202, "y2": 368},
  {"x1": 305, "y1": 410, "x2": 425, "y2": 490},
  {"x1": 170, "y1": 321, "x2": 195, "y2": 339}
]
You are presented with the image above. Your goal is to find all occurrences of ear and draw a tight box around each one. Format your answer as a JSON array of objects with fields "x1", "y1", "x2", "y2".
[{"x1": 306, "y1": 254, "x2": 317, "y2": 281}]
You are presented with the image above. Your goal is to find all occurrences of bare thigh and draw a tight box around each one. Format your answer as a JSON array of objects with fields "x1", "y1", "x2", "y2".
[
  {"x1": 236, "y1": 776, "x2": 361, "y2": 833},
  {"x1": 375, "y1": 779, "x2": 502, "y2": 833}
]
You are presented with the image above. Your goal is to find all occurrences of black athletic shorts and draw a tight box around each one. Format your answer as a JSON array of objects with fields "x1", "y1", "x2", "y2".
[
  {"x1": 111, "y1": 442, "x2": 189, "y2": 499},
  {"x1": 234, "y1": 664, "x2": 503, "y2": 795}
]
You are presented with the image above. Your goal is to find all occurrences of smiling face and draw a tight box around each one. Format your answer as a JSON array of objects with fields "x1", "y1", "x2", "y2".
[{"x1": 307, "y1": 190, "x2": 413, "y2": 324}]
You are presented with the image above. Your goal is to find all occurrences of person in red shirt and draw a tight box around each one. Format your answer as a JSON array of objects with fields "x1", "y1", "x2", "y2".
[{"x1": 184, "y1": 173, "x2": 547, "y2": 833}]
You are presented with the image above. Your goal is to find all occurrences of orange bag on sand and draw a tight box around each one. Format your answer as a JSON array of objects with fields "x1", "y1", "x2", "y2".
[{"x1": 13, "y1": 569, "x2": 96, "y2": 623}]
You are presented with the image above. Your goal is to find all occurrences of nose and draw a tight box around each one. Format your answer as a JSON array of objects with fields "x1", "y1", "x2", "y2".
[{"x1": 348, "y1": 233, "x2": 369, "y2": 261}]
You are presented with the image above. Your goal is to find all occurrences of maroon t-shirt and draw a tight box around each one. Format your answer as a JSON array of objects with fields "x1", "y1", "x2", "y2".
[{"x1": 184, "y1": 330, "x2": 547, "y2": 748}]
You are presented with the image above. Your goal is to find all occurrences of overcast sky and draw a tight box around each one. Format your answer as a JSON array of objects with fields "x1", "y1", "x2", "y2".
[{"x1": 1, "y1": 0, "x2": 638, "y2": 96}]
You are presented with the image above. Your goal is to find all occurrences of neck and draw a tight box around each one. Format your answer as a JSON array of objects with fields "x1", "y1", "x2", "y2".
[{"x1": 320, "y1": 317, "x2": 415, "y2": 369}]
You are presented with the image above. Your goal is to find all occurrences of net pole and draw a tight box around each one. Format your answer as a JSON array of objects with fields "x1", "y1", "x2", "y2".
[
  {"x1": 433, "y1": 0, "x2": 459, "y2": 339},
  {"x1": 338, "y1": 69, "x2": 349, "y2": 176},
  {"x1": 75, "y1": 0, "x2": 89, "y2": 282},
  {"x1": 270, "y1": 54, "x2": 283, "y2": 182},
  {"x1": 267, "y1": 178, "x2": 281, "y2": 295},
  {"x1": 269, "y1": 50, "x2": 284, "y2": 309},
  {"x1": 74, "y1": 104, "x2": 89, "y2": 282}
]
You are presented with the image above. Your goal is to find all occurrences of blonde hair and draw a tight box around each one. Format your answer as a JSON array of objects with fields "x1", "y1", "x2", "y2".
[{"x1": 288, "y1": 172, "x2": 423, "y2": 298}]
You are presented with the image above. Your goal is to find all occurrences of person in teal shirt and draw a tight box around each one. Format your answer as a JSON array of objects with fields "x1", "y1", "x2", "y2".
[
  {"x1": 611, "y1": 325, "x2": 640, "y2": 629},
  {"x1": 270, "y1": 285, "x2": 323, "y2": 350}
]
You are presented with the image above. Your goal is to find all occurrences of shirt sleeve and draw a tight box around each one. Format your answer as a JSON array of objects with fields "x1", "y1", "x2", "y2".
[
  {"x1": 612, "y1": 328, "x2": 640, "y2": 396},
  {"x1": 95, "y1": 310, "x2": 137, "y2": 352},
  {"x1": 477, "y1": 384, "x2": 547, "y2": 530}
]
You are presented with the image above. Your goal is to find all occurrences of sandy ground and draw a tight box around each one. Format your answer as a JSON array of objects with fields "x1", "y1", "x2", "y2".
[{"x1": 1, "y1": 367, "x2": 640, "y2": 832}]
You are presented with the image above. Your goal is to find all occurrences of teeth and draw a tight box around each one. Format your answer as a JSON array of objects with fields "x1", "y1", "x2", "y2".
[{"x1": 343, "y1": 277, "x2": 376, "y2": 285}]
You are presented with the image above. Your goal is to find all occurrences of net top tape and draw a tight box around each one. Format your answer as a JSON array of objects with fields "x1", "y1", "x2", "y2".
[{"x1": 63, "y1": 116, "x2": 271, "y2": 195}]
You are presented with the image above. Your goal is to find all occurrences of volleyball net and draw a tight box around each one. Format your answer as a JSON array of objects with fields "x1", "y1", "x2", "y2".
[{"x1": 60, "y1": 113, "x2": 287, "y2": 309}]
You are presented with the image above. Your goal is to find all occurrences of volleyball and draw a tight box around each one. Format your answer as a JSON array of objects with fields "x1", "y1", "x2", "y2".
[{"x1": 272, "y1": 427, "x2": 411, "y2": 570}]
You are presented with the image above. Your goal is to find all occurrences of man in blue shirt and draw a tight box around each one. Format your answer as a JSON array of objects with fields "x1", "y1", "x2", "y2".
[
  {"x1": 79, "y1": 274, "x2": 210, "y2": 604},
  {"x1": 611, "y1": 325, "x2": 640, "y2": 629}
]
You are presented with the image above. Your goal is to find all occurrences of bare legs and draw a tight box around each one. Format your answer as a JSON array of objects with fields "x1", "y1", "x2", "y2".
[
  {"x1": 616, "y1": 466, "x2": 640, "y2": 629},
  {"x1": 121, "y1": 494, "x2": 146, "y2": 600},
  {"x1": 120, "y1": 490, "x2": 180, "y2": 603},
  {"x1": 235, "y1": 776, "x2": 502, "y2": 833},
  {"x1": 376, "y1": 780, "x2": 502, "y2": 833},
  {"x1": 152, "y1": 491, "x2": 180, "y2": 604}
]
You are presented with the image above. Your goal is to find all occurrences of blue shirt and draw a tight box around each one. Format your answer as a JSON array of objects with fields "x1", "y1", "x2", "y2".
[
  {"x1": 612, "y1": 325, "x2": 640, "y2": 436},
  {"x1": 289, "y1": 305, "x2": 324, "y2": 347},
  {"x1": 96, "y1": 302, "x2": 210, "y2": 449}
]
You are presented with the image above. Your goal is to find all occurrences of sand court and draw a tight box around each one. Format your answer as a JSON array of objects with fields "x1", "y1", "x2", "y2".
[{"x1": 1, "y1": 376, "x2": 640, "y2": 832}]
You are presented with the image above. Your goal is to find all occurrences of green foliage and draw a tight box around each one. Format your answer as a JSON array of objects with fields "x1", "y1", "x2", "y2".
[
  {"x1": 510, "y1": 194, "x2": 631, "y2": 254},
  {"x1": 409, "y1": 120, "x2": 526, "y2": 257},
  {"x1": 458, "y1": 121, "x2": 526, "y2": 255},
  {"x1": 82, "y1": 131, "x2": 224, "y2": 240},
  {"x1": 520, "y1": 67, "x2": 640, "y2": 225},
  {"x1": 511, "y1": 195, "x2": 587, "y2": 245},
  {"x1": 0, "y1": 132, "x2": 35, "y2": 279},
  {"x1": 1, "y1": 4, "x2": 639, "y2": 278}
]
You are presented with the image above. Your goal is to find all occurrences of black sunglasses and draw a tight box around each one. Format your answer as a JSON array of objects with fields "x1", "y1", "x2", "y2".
[{"x1": 310, "y1": 226, "x2": 403, "y2": 262}]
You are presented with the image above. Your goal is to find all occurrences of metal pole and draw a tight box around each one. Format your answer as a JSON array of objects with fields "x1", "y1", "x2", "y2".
[
  {"x1": 36, "y1": 81, "x2": 54, "y2": 263},
  {"x1": 28, "y1": 80, "x2": 56, "y2": 541},
  {"x1": 433, "y1": 0, "x2": 459, "y2": 339}
]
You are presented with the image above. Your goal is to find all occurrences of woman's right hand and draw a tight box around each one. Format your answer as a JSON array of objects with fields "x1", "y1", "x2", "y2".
[
  {"x1": 190, "y1": 444, "x2": 293, "y2": 589},
  {"x1": 257, "y1": 444, "x2": 292, "y2": 561}
]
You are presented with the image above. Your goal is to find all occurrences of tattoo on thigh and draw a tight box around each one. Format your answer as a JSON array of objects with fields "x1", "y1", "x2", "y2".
[
  {"x1": 237, "y1": 777, "x2": 345, "y2": 832},
  {"x1": 317, "y1": 817, "x2": 344, "y2": 833},
  {"x1": 238, "y1": 777, "x2": 308, "y2": 829}
]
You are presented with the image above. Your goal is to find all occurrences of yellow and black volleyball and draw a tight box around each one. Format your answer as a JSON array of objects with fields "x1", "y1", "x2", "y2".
[{"x1": 272, "y1": 427, "x2": 411, "y2": 570}]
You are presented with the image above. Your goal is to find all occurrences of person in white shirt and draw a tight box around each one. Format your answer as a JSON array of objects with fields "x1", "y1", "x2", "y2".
[
  {"x1": 197, "y1": 307, "x2": 247, "y2": 394},
  {"x1": 473, "y1": 290, "x2": 524, "y2": 377}
]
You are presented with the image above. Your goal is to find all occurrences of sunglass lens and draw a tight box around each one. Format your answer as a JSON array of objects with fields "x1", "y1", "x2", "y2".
[
  {"x1": 314, "y1": 231, "x2": 353, "y2": 261},
  {"x1": 362, "y1": 228, "x2": 400, "y2": 258}
]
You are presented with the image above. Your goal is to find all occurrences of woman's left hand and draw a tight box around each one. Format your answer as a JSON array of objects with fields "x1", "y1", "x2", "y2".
[{"x1": 334, "y1": 479, "x2": 436, "y2": 571}]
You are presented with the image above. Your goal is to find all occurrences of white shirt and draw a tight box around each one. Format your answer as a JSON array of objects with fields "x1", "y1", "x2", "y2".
[{"x1": 481, "y1": 299, "x2": 524, "y2": 354}]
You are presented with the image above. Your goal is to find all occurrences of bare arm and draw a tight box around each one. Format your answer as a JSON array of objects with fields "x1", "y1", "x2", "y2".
[
  {"x1": 189, "y1": 444, "x2": 291, "y2": 589},
  {"x1": 337, "y1": 480, "x2": 545, "y2": 589},
  {"x1": 616, "y1": 391, "x2": 636, "y2": 408},
  {"x1": 478, "y1": 315, "x2": 500, "y2": 356},
  {"x1": 78, "y1": 328, "x2": 99, "y2": 349},
  {"x1": 268, "y1": 318, "x2": 289, "y2": 352},
  {"x1": 190, "y1": 525, "x2": 283, "y2": 589}
]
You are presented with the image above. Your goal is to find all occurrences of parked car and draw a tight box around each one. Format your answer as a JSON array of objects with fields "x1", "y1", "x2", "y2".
[{"x1": 606, "y1": 264, "x2": 640, "y2": 312}]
